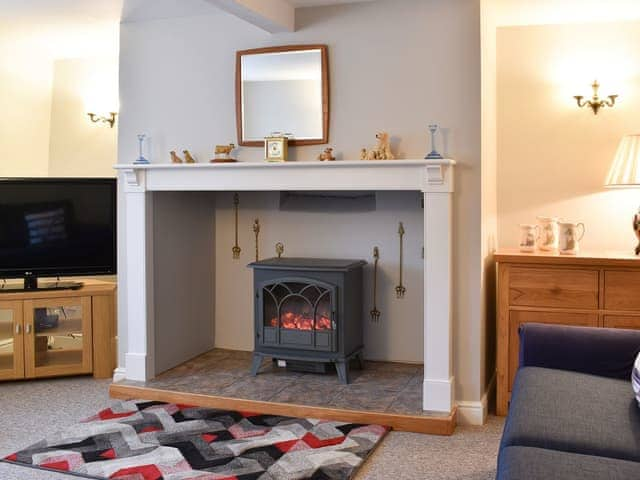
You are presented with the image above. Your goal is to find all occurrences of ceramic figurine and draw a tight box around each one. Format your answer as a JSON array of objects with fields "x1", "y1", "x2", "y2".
[
  {"x1": 183, "y1": 150, "x2": 196, "y2": 163},
  {"x1": 317, "y1": 147, "x2": 336, "y2": 161},
  {"x1": 211, "y1": 144, "x2": 236, "y2": 162},
  {"x1": 170, "y1": 150, "x2": 183, "y2": 163},
  {"x1": 634, "y1": 208, "x2": 640, "y2": 255},
  {"x1": 361, "y1": 131, "x2": 395, "y2": 160}
]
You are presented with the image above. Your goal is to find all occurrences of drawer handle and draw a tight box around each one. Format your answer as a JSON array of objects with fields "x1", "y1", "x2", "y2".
[
  {"x1": 15, "y1": 324, "x2": 21, "y2": 334},
  {"x1": 25, "y1": 324, "x2": 32, "y2": 334}
]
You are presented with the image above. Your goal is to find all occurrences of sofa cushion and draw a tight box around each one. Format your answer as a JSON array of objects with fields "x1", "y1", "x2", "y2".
[
  {"x1": 501, "y1": 367, "x2": 640, "y2": 462},
  {"x1": 497, "y1": 446, "x2": 640, "y2": 480}
]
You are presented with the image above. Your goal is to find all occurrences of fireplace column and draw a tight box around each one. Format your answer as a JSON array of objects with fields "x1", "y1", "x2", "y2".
[
  {"x1": 121, "y1": 169, "x2": 155, "y2": 381},
  {"x1": 422, "y1": 164, "x2": 454, "y2": 413}
]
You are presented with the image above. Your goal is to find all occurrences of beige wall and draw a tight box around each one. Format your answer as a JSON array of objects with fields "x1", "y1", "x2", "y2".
[
  {"x1": 0, "y1": 37, "x2": 52, "y2": 177},
  {"x1": 119, "y1": 0, "x2": 484, "y2": 403},
  {"x1": 497, "y1": 22, "x2": 640, "y2": 252},
  {"x1": 0, "y1": 19, "x2": 119, "y2": 178},
  {"x1": 48, "y1": 58, "x2": 118, "y2": 177}
]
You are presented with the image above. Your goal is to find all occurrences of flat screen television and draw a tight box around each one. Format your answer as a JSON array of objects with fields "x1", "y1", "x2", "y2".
[{"x1": 0, "y1": 178, "x2": 116, "y2": 290}]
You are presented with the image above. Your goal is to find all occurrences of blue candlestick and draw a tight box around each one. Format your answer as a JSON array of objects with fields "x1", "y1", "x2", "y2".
[
  {"x1": 134, "y1": 134, "x2": 149, "y2": 164},
  {"x1": 425, "y1": 124, "x2": 443, "y2": 159}
]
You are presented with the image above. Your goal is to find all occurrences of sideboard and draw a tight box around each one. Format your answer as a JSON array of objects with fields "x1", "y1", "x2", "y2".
[{"x1": 495, "y1": 249, "x2": 640, "y2": 415}]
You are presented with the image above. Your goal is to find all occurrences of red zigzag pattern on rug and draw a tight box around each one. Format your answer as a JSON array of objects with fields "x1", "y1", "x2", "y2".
[{"x1": 4, "y1": 400, "x2": 389, "y2": 480}]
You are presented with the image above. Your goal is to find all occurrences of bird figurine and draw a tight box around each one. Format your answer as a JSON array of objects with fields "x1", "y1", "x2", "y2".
[
  {"x1": 183, "y1": 150, "x2": 196, "y2": 163},
  {"x1": 170, "y1": 151, "x2": 183, "y2": 163}
]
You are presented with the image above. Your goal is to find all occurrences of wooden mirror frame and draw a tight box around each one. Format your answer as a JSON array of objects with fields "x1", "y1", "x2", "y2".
[{"x1": 235, "y1": 44, "x2": 329, "y2": 147}]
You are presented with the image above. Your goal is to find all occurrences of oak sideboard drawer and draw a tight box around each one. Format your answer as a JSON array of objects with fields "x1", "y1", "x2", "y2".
[
  {"x1": 508, "y1": 267, "x2": 599, "y2": 309},
  {"x1": 604, "y1": 271, "x2": 640, "y2": 311},
  {"x1": 508, "y1": 310, "x2": 599, "y2": 391},
  {"x1": 603, "y1": 315, "x2": 640, "y2": 330}
]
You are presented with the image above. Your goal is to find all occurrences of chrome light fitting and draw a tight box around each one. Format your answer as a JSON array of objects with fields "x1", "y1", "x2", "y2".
[{"x1": 574, "y1": 80, "x2": 617, "y2": 115}]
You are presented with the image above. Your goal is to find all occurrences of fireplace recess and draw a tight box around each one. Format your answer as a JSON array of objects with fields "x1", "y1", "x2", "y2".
[{"x1": 248, "y1": 257, "x2": 366, "y2": 384}]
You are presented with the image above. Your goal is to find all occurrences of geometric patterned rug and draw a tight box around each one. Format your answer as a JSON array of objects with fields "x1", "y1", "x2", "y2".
[{"x1": 2, "y1": 400, "x2": 389, "y2": 480}]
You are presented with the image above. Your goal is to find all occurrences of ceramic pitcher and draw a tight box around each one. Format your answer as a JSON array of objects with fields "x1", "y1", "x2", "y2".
[
  {"x1": 536, "y1": 216, "x2": 559, "y2": 251},
  {"x1": 559, "y1": 222, "x2": 585, "y2": 255},
  {"x1": 518, "y1": 224, "x2": 538, "y2": 252}
]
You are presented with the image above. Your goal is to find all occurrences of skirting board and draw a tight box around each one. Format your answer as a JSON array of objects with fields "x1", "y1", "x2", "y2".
[
  {"x1": 456, "y1": 373, "x2": 496, "y2": 426},
  {"x1": 109, "y1": 383, "x2": 457, "y2": 436},
  {"x1": 112, "y1": 367, "x2": 127, "y2": 383}
]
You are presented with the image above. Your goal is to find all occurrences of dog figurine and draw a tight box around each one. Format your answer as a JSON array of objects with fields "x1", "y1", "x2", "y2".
[
  {"x1": 361, "y1": 131, "x2": 395, "y2": 160},
  {"x1": 317, "y1": 147, "x2": 336, "y2": 161}
]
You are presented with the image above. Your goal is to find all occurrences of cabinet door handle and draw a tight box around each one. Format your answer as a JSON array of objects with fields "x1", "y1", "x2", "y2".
[
  {"x1": 25, "y1": 324, "x2": 32, "y2": 334},
  {"x1": 15, "y1": 324, "x2": 21, "y2": 334}
]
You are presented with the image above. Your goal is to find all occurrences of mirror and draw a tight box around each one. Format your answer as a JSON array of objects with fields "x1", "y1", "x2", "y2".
[{"x1": 236, "y1": 45, "x2": 329, "y2": 146}]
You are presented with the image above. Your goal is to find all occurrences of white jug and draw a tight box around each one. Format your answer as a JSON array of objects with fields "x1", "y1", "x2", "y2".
[
  {"x1": 536, "y1": 216, "x2": 559, "y2": 251},
  {"x1": 518, "y1": 224, "x2": 538, "y2": 252},
  {"x1": 559, "y1": 222, "x2": 585, "y2": 255}
]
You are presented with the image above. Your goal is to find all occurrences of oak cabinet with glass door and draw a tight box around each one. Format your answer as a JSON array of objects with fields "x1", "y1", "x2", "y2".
[{"x1": 0, "y1": 281, "x2": 115, "y2": 381}]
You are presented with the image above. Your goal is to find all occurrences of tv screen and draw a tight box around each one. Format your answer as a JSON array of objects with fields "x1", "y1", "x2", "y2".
[{"x1": 0, "y1": 178, "x2": 116, "y2": 279}]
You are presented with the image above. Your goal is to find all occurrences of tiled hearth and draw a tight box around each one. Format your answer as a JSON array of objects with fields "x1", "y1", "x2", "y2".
[{"x1": 117, "y1": 348, "x2": 426, "y2": 416}]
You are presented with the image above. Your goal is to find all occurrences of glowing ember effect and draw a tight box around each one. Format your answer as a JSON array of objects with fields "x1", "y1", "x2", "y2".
[{"x1": 270, "y1": 311, "x2": 332, "y2": 331}]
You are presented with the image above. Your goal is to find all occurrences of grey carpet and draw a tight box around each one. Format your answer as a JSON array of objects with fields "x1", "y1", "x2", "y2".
[{"x1": 0, "y1": 377, "x2": 503, "y2": 479}]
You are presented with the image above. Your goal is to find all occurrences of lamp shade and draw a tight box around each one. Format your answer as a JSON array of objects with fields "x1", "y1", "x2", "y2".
[{"x1": 606, "y1": 134, "x2": 640, "y2": 186}]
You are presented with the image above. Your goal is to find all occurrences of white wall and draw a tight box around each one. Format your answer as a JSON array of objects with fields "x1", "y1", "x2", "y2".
[
  {"x1": 497, "y1": 21, "x2": 640, "y2": 252},
  {"x1": 118, "y1": 0, "x2": 482, "y2": 403}
]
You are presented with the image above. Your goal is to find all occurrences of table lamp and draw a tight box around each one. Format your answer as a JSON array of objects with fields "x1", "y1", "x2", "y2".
[{"x1": 606, "y1": 134, "x2": 640, "y2": 254}]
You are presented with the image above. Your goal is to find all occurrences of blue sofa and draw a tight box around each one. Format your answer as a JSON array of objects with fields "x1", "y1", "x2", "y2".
[{"x1": 496, "y1": 323, "x2": 640, "y2": 480}]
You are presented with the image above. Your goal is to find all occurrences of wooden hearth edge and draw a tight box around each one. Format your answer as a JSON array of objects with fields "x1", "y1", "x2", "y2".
[{"x1": 109, "y1": 383, "x2": 457, "y2": 436}]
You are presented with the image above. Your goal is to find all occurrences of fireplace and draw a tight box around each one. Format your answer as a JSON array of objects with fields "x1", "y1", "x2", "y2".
[{"x1": 248, "y1": 257, "x2": 366, "y2": 384}]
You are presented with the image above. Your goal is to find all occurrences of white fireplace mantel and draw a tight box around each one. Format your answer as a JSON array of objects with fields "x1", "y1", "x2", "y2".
[
  {"x1": 115, "y1": 159, "x2": 456, "y2": 414},
  {"x1": 115, "y1": 159, "x2": 454, "y2": 193}
]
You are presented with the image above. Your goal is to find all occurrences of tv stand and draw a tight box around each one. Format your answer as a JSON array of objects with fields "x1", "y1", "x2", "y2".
[
  {"x1": 0, "y1": 279, "x2": 116, "y2": 381},
  {"x1": 1, "y1": 278, "x2": 83, "y2": 293}
]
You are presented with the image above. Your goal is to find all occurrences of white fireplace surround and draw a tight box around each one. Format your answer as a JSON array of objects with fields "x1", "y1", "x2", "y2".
[{"x1": 115, "y1": 159, "x2": 456, "y2": 414}]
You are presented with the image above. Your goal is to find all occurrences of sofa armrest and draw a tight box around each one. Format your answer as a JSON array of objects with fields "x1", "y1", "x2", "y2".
[{"x1": 519, "y1": 323, "x2": 640, "y2": 379}]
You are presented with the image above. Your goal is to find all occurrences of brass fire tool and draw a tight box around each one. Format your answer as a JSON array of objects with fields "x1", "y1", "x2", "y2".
[
  {"x1": 232, "y1": 193, "x2": 241, "y2": 259},
  {"x1": 253, "y1": 219, "x2": 260, "y2": 261},
  {"x1": 395, "y1": 222, "x2": 406, "y2": 298},
  {"x1": 370, "y1": 246, "x2": 381, "y2": 322},
  {"x1": 276, "y1": 242, "x2": 284, "y2": 258}
]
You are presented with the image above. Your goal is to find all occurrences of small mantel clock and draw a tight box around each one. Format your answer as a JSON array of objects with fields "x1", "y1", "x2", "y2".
[{"x1": 264, "y1": 135, "x2": 289, "y2": 162}]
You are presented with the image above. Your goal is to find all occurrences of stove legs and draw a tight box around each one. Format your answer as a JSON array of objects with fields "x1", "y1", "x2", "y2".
[
  {"x1": 335, "y1": 360, "x2": 350, "y2": 384},
  {"x1": 355, "y1": 352, "x2": 364, "y2": 370},
  {"x1": 250, "y1": 353, "x2": 263, "y2": 376}
]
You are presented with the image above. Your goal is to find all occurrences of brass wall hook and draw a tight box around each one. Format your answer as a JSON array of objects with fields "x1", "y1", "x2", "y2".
[
  {"x1": 232, "y1": 193, "x2": 241, "y2": 259},
  {"x1": 253, "y1": 219, "x2": 260, "y2": 262},
  {"x1": 370, "y1": 246, "x2": 381, "y2": 322},
  {"x1": 395, "y1": 222, "x2": 406, "y2": 298}
]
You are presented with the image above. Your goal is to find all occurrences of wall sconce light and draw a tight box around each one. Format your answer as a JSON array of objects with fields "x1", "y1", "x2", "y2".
[
  {"x1": 87, "y1": 112, "x2": 117, "y2": 128},
  {"x1": 574, "y1": 80, "x2": 617, "y2": 115}
]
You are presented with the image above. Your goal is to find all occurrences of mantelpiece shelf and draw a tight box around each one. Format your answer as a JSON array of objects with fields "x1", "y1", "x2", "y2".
[
  {"x1": 115, "y1": 159, "x2": 454, "y2": 169},
  {"x1": 114, "y1": 159, "x2": 456, "y2": 193}
]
